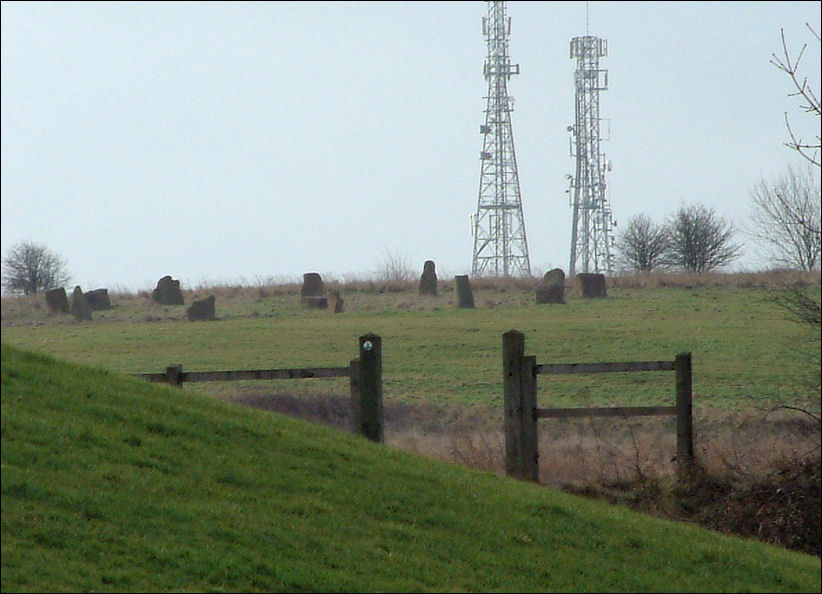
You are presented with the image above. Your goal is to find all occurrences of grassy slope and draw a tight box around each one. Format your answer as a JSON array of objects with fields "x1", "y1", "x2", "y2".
[
  {"x1": 2, "y1": 284, "x2": 819, "y2": 411},
  {"x1": 2, "y1": 344, "x2": 819, "y2": 592}
]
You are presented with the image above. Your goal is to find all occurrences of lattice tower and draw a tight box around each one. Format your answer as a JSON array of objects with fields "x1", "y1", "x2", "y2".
[
  {"x1": 471, "y1": 0, "x2": 531, "y2": 278},
  {"x1": 566, "y1": 35, "x2": 615, "y2": 275}
]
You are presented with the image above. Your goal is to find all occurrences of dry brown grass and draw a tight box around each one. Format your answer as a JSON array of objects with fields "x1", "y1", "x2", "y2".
[
  {"x1": 228, "y1": 390, "x2": 820, "y2": 556},
  {"x1": 4, "y1": 269, "x2": 820, "y2": 324},
  {"x1": 607, "y1": 268, "x2": 820, "y2": 289}
]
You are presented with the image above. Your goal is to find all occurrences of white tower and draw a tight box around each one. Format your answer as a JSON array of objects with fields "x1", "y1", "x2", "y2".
[
  {"x1": 471, "y1": 1, "x2": 531, "y2": 278},
  {"x1": 567, "y1": 34, "x2": 615, "y2": 275}
]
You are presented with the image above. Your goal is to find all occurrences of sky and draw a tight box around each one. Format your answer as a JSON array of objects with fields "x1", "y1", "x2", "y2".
[{"x1": 2, "y1": 1, "x2": 820, "y2": 292}]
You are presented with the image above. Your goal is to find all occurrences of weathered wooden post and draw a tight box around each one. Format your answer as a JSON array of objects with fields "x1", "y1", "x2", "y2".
[
  {"x1": 352, "y1": 333, "x2": 384, "y2": 442},
  {"x1": 164, "y1": 365, "x2": 183, "y2": 387},
  {"x1": 503, "y1": 330, "x2": 539, "y2": 482},
  {"x1": 675, "y1": 352, "x2": 695, "y2": 472},
  {"x1": 349, "y1": 358, "x2": 360, "y2": 432}
]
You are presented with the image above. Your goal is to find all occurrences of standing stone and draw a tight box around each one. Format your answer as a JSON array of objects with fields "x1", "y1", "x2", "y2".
[
  {"x1": 328, "y1": 289, "x2": 344, "y2": 313},
  {"x1": 45, "y1": 287, "x2": 70, "y2": 313},
  {"x1": 543, "y1": 268, "x2": 565, "y2": 288},
  {"x1": 418, "y1": 260, "x2": 437, "y2": 296},
  {"x1": 85, "y1": 288, "x2": 112, "y2": 311},
  {"x1": 301, "y1": 272, "x2": 327, "y2": 308},
  {"x1": 187, "y1": 295, "x2": 216, "y2": 321},
  {"x1": 536, "y1": 268, "x2": 565, "y2": 304},
  {"x1": 455, "y1": 275, "x2": 475, "y2": 309},
  {"x1": 575, "y1": 273, "x2": 607, "y2": 298},
  {"x1": 70, "y1": 286, "x2": 92, "y2": 321},
  {"x1": 153, "y1": 276, "x2": 184, "y2": 305}
]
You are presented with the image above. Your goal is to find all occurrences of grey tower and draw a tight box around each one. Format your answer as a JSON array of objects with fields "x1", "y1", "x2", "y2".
[
  {"x1": 566, "y1": 34, "x2": 615, "y2": 275},
  {"x1": 471, "y1": 0, "x2": 531, "y2": 278}
]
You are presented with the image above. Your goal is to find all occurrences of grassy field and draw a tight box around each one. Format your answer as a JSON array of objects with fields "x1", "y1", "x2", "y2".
[
  {"x1": 3, "y1": 271, "x2": 820, "y2": 562},
  {"x1": 2, "y1": 343, "x2": 820, "y2": 592},
  {"x1": 1, "y1": 272, "x2": 820, "y2": 413}
]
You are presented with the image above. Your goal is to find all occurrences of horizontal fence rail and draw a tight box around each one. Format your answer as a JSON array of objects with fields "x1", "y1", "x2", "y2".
[
  {"x1": 503, "y1": 329, "x2": 694, "y2": 484},
  {"x1": 131, "y1": 333, "x2": 384, "y2": 443},
  {"x1": 136, "y1": 366, "x2": 350, "y2": 384},
  {"x1": 536, "y1": 360, "x2": 676, "y2": 375},
  {"x1": 536, "y1": 405, "x2": 677, "y2": 419}
]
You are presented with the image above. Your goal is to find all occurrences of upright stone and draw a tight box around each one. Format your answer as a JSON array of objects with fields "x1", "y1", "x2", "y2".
[
  {"x1": 85, "y1": 288, "x2": 112, "y2": 311},
  {"x1": 45, "y1": 287, "x2": 70, "y2": 313},
  {"x1": 328, "y1": 289, "x2": 344, "y2": 313},
  {"x1": 576, "y1": 273, "x2": 607, "y2": 298},
  {"x1": 543, "y1": 268, "x2": 565, "y2": 288},
  {"x1": 153, "y1": 276, "x2": 184, "y2": 305},
  {"x1": 301, "y1": 272, "x2": 327, "y2": 308},
  {"x1": 418, "y1": 260, "x2": 437, "y2": 296},
  {"x1": 70, "y1": 286, "x2": 92, "y2": 321},
  {"x1": 536, "y1": 268, "x2": 565, "y2": 304},
  {"x1": 455, "y1": 275, "x2": 475, "y2": 308},
  {"x1": 187, "y1": 295, "x2": 216, "y2": 321}
]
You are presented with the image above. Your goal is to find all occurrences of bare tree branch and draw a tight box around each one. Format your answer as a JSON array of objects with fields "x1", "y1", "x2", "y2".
[
  {"x1": 772, "y1": 25, "x2": 821, "y2": 168},
  {"x1": 767, "y1": 405, "x2": 822, "y2": 425}
]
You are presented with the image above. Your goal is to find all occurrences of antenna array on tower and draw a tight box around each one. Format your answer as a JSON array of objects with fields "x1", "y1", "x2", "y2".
[
  {"x1": 471, "y1": 0, "x2": 531, "y2": 278},
  {"x1": 566, "y1": 34, "x2": 615, "y2": 275}
]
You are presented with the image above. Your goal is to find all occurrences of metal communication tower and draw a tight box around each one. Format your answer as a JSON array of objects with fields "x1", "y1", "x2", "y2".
[
  {"x1": 471, "y1": 0, "x2": 531, "y2": 278},
  {"x1": 566, "y1": 34, "x2": 615, "y2": 275}
]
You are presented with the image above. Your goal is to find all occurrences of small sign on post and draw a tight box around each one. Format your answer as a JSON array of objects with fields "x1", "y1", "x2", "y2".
[{"x1": 351, "y1": 333, "x2": 384, "y2": 442}]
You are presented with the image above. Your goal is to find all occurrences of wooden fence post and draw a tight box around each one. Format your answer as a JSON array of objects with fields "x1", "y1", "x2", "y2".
[
  {"x1": 675, "y1": 352, "x2": 695, "y2": 472},
  {"x1": 353, "y1": 333, "x2": 383, "y2": 442},
  {"x1": 164, "y1": 365, "x2": 183, "y2": 387},
  {"x1": 349, "y1": 358, "x2": 360, "y2": 433},
  {"x1": 503, "y1": 330, "x2": 539, "y2": 482}
]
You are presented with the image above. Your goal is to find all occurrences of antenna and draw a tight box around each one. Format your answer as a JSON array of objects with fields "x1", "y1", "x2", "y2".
[
  {"x1": 566, "y1": 31, "x2": 616, "y2": 275},
  {"x1": 471, "y1": 1, "x2": 531, "y2": 278}
]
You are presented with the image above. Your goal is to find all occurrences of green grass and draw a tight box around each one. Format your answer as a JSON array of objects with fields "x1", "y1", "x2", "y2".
[
  {"x1": 2, "y1": 283, "x2": 819, "y2": 411},
  {"x1": 2, "y1": 343, "x2": 819, "y2": 592}
]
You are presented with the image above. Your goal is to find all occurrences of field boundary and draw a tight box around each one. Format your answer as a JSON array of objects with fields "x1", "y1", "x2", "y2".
[
  {"x1": 502, "y1": 329, "x2": 694, "y2": 483},
  {"x1": 132, "y1": 333, "x2": 385, "y2": 442}
]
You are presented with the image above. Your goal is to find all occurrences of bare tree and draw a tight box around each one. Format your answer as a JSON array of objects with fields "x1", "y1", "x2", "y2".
[
  {"x1": 749, "y1": 164, "x2": 821, "y2": 271},
  {"x1": 771, "y1": 24, "x2": 821, "y2": 168},
  {"x1": 374, "y1": 248, "x2": 415, "y2": 282},
  {"x1": 664, "y1": 205, "x2": 743, "y2": 273},
  {"x1": 1, "y1": 241, "x2": 71, "y2": 296},
  {"x1": 614, "y1": 214, "x2": 669, "y2": 272},
  {"x1": 769, "y1": 25, "x2": 822, "y2": 421}
]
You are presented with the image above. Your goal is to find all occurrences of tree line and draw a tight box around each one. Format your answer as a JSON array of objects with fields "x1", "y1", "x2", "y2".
[{"x1": 614, "y1": 165, "x2": 819, "y2": 275}]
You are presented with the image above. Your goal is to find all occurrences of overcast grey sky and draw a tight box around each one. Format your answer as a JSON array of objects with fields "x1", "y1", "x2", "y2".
[{"x1": 2, "y1": 1, "x2": 820, "y2": 292}]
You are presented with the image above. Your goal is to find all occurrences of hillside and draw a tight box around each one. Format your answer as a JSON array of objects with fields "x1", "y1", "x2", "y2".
[{"x1": 2, "y1": 343, "x2": 820, "y2": 592}]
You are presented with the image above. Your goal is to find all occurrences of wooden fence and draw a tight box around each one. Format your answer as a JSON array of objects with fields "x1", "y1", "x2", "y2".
[
  {"x1": 133, "y1": 332, "x2": 384, "y2": 442},
  {"x1": 503, "y1": 329, "x2": 694, "y2": 483},
  {"x1": 133, "y1": 329, "x2": 695, "y2": 476}
]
